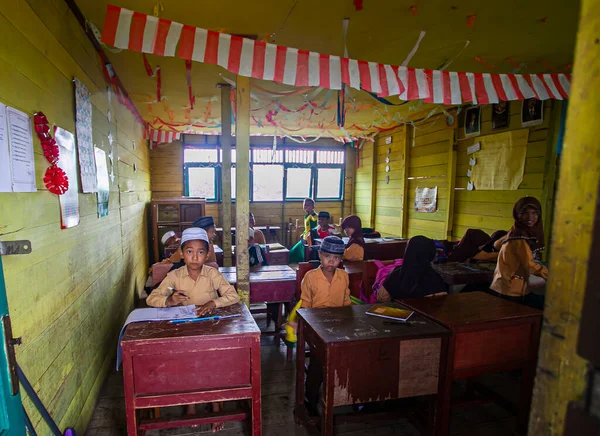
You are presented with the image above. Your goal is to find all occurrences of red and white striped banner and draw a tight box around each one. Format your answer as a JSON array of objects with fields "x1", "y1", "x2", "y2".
[
  {"x1": 102, "y1": 5, "x2": 571, "y2": 103},
  {"x1": 144, "y1": 127, "x2": 181, "y2": 147}
]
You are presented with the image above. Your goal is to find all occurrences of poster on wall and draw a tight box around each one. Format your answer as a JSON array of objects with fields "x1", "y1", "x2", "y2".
[
  {"x1": 0, "y1": 103, "x2": 11, "y2": 192},
  {"x1": 414, "y1": 187, "x2": 438, "y2": 213},
  {"x1": 6, "y1": 106, "x2": 36, "y2": 192},
  {"x1": 74, "y1": 77, "x2": 97, "y2": 193},
  {"x1": 492, "y1": 101, "x2": 510, "y2": 130},
  {"x1": 94, "y1": 147, "x2": 110, "y2": 218},
  {"x1": 521, "y1": 98, "x2": 543, "y2": 127},
  {"x1": 470, "y1": 129, "x2": 528, "y2": 190},
  {"x1": 55, "y1": 127, "x2": 80, "y2": 229},
  {"x1": 464, "y1": 106, "x2": 481, "y2": 138}
]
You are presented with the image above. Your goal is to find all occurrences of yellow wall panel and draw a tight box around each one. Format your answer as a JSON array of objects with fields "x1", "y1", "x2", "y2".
[{"x1": 0, "y1": 1, "x2": 150, "y2": 432}]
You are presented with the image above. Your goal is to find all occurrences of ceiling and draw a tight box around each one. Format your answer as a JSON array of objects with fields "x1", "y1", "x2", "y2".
[{"x1": 78, "y1": 0, "x2": 580, "y2": 139}]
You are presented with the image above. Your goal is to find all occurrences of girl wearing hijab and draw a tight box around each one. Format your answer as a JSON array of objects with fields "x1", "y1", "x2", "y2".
[
  {"x1": 489, "y1": 197, "x2": 547, "y2": 309},
  {"x1": 447, "y1": 229, "x2": 508, "y2": 262},
  {"x1": 376, "y1": 236, "x2": 447, "y2": 302},
  {"x1": 341, "y1": 215, "x2": 365, "y2": 261}
]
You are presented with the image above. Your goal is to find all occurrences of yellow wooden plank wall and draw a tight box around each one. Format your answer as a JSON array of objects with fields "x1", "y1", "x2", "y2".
[
  {"x1": 0, "y1": 0, "x2": 150, "y2": 432},
  {"x1": 150, "y1": 141, "x2": 352, "y2": 239},
  {"x1": 355, "y1": 103, "x2": 558, "y2": 243},
  {"x1": 373, "y1": 126, "x2": 409, "y2": 236},
  {"x1": 452, "y1": 102, "x2": 554, "y2": 240},
  {"x1": 354, "y1": 141, "x2": 375, "y2": 227},
  {"x1": 407, "y1": 116, "x2": 455, "y2": 240}
]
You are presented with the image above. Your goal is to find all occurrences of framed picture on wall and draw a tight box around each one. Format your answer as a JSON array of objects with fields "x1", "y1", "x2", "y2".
[
  {"x1": 464, "y1": 106, "x2": 481, "y2": 138},
  {"x1": 521, "y1": 98, "x2": 544, "y2": 127},
  {"x1": 492, "y1": 101, "x2": 510, "y2": 130}
]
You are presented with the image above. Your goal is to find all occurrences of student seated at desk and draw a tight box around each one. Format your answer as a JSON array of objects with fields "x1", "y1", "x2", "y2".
[
  {"x1": 249, "y1": 212, "x2": 266, "y2": 245},
  {"x1": 146, "y1": 227, "x2": 239, "y2": 431},
  {"x1": 447, "y1": 229, "x2": 508, "y2": 262},
  {"x1": 300, "y1": 236, "x2": 351, "y2": 415},
  {"x1": 248, "y1": 228, "x2": 268, "y2": 271},
  {"x1": 489, "y1": 197, "x2": 548, "y2": 310},
  {"x1": 315, "y1": 211, "x2": 340, "y2": 239},
  {"x1": 377, "y1": 236, "x2": 447, "y2": 302},
  {"x1": 289, "y1": 198, "x2": 318, "y2": 263},
  {"x1": 193, "y1": 216, "x2": 220, "y2": 269},
  {"x1": 341, "y1": 215, "x2": 365, "y2": 261}
]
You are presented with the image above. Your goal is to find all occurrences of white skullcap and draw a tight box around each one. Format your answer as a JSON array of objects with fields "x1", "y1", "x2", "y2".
[
  {"x1": 161, "y1": 230, "x2": 176, "y2": 245},
  {"x1": 180, "y1": 227, "x2": 209, "y2": 247}
]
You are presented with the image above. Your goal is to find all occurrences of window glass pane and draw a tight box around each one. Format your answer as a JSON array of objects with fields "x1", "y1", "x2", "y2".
[
  {"x1": 253, "y1": 148, "x2": 284, "y2": 163},
  {"x1": 188, "y1": 167, "x2": 216, "y2": 199},
  {"x1": 286, "y1": 168, "x2": 312, "y2": 199},
  {"x1": 231, "y1": 167, "x2": 236, "y2": 200},
  {"x1": 184, "y1": 148, "x2": 218, "y2": 163},
  {"x1": 253, "y1": 164, "x2": 284, "y2": 201},
  {"x1": 317, "y1": 168, "x2": 342, "y2": 199},
  {"x1": 285, "y1": 149, "x2": 314, "y2": 164},
  {"x1": 316, "y1": 149, "x2": 345, "y2": 164},
  {"x1": 219, "y1": 148, "x2": 237, "y2": 163}
]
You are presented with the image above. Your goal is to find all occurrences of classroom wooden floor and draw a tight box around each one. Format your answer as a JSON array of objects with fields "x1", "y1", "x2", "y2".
[{"x1": 85, "y1": 315, "x2": 521, "y2": 436}]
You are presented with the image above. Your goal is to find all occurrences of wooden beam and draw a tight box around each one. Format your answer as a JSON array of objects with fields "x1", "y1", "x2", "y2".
[
  {"x1": 528, "y1": 1, "x2": 598, "y2": 433},
  {"x1": 235, "y1": 76, "x2": 251, "y2": 306},
  {"x1": 220, "y1": 84, "x2": 233, "y2": 267},
  {"x1": 400, "y1": 126, "x2": 411, "y2": 237},
  {"x1": 369, "y1": 143, "x2": 378, "y2": 228},
  {"x1": 445, "y1": 133, "x2": 457, "y2": 240}
]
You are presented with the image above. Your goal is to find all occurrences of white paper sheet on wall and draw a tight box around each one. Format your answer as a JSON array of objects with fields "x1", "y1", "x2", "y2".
[
  {"x1": 6, "y1": 106, "x2": 36, "y2": 192},
  {"x1": 0, "y1": 103, "x2": 11, "y2": 192}
]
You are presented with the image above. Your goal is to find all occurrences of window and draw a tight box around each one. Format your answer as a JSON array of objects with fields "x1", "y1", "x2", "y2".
[
  {"x1": 187, "y1": 167, "x2": 216, "y2": 200},
  {"x1": 183, "y1": 138, "x2": 345, "y2": 202}
]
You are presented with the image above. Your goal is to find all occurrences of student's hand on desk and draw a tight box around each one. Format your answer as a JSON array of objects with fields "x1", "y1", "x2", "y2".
[
  {"x1": 167, "y1": 291, "x2": 189, "y2": 306},
  {"x1": 195, "y1": 301, "x2": 216, "y2": 316}
]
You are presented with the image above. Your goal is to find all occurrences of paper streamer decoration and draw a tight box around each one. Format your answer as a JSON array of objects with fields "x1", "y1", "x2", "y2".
[
  {"x1": 44, "y1": 165, "x2": 69, "y2": 195},
  {"x1": 402, "y1": 31, "x2": 426, "y2": 67},
  {"x1": 101, "y1": 5, "x2": 571, "y2": 103},
  {"x1": 144, "y1": 127, "x2": 181, "y2": 148}
]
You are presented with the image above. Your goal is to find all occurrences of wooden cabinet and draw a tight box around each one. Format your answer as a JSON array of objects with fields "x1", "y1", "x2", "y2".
[{"x1": 151, "y1": 198, "x2": 206, "y2": 262}]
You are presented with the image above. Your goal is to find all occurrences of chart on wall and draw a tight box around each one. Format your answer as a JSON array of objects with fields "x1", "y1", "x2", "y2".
[
  {"x1": 74, "y1": 77, "x2": 97, "y2": 193},
  {"x1": 55, "y1": 127, "x2": 80, "y2": 229},
  {"x1": 470, "y1": 129, "x2": 529, "y2": 191},
  {"x1": 414, "y1": 187, "x2": 438, "y2": 213}
]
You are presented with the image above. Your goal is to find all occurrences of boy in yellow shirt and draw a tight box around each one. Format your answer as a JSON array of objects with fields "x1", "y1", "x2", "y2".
[
  {"x1": 300, "y1": 236, "x2": 351, "y2": 415},
  {"x1": 146, "y1": 227, "x2": 239, "y2": 431}
]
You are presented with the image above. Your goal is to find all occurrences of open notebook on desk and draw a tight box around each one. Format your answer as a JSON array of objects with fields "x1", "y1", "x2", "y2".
[{"x1": 116, "y1": 306, "x2": 198, "y2": 369}]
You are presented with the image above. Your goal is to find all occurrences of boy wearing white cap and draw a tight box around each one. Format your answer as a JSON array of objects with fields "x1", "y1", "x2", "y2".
[{"x1": 147, "y1": 227, "x2": 239, "y2": 312}]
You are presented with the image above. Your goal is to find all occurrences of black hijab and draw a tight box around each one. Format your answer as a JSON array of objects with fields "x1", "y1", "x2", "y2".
[{"x1": 383, "y1": 236, "x2": 446, "y2": 299}]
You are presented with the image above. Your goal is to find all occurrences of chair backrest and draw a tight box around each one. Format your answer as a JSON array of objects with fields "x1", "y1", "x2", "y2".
[{"x1": 361, "y1": 259, "x2": 398, "y2": 300}]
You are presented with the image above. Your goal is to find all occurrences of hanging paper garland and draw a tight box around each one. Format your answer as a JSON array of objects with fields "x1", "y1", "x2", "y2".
[
  {"x1": 44, "y1": 165, "x2": 69, "y2": 195},
  {"x1": 41, "y1": 139, "x2": 59, "y2": 164}
]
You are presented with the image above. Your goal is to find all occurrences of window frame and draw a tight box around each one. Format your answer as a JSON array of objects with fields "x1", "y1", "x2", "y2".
[{"x1": 183, "y1": 140, "x2": 345, "y2": 203}]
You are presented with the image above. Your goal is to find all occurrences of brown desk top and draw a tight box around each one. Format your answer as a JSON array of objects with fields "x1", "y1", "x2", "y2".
[
  {"x1": 297, "y1": 304, "x2": 449, "y2": 344},
  {"x1": 432, "y1": 262, "x2": 495, "y2": 285},
  {"x1": 400, "y1": 292, "x2": 542, "y2": 329},
  {"x1": 121, "y1": 304, "x2": 260, "y2": 342},
  {"x1": 220, "y1": 265, "x2": 296, "y2": 284},
  {"x1": 342, "y1": 261, "x2": 363, "y2": 276}
]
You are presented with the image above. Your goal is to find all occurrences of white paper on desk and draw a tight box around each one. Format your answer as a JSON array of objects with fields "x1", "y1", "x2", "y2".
[
  {"x1": 0, "y1": 103, "x2": 11, "y2": 192},
  {"x1": 6, "y1": 106, "x2": 36, "y2": 192},
  {"x1": 116, "y1": 306, "x2": 198, "y2": 370}
]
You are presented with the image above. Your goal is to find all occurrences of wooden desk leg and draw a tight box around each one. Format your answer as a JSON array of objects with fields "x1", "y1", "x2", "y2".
[
  {"x1": 274, "y1": 302, "x2": 283, "y2": 345},
  {"x1": 122, "y1": 354, "x2": 140, "y2": 436},
  {"x1": 251, "y1": 338, "x2": 262, "y2": 436},
  {"x1": 295, "y1": 318, "x2": 306, "y2": 408},
  {"x1": 321, "y1": 347, "x2": 335, "y2": 436},
  {"x1": 518, "y1": 319, "x2": 542, "y2": 435},
  {"x1": 436, "y1": 335, "x2": 454, "y2": 436}
]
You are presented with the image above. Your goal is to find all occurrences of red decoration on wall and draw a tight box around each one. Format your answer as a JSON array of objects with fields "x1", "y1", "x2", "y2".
[
  {"x1": 41, "y1": 139, "x2": 59, "y2": 164},
  {"x1": 466, "y1": 14, "x2": 477, "y2": 28},
  {"x1": 410, "y1": 4, "x2": 418, "y2": 15},
  {"x1": 44, "y1": 165, "x2": 69, "y2": 195},
  {"x1": 353, "y1": 0, "x2": 363, "y2": 11}
]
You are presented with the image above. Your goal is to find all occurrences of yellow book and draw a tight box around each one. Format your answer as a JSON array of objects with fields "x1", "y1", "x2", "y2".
[{"x1": 365, "y1": 305, "x2": 414, "y2": 322}]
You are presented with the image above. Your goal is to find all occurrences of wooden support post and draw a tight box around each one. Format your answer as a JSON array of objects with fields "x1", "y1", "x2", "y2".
[
  {"x1": 529, "y1": 2, "x2": 599, "y2": 433},
  {"x1": 445, "y1": 137, "x2": 457, "y2": 241},
  {"x1": 220, "y1": 84, "x2": 233, "y2": 267},
  {"x1": 235, "y1": 76, "x2": 251, "y2": 306},
  {"x1": 369, "y1": 144, "x2": 377, "y2": 229},
  {"x1": 400, "y1": 126, "x2": 411, "y2": 238}
]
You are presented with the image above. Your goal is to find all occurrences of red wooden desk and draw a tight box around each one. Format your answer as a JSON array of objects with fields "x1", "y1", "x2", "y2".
[
  {"x1": 342, "y1": 261, "x2": 363, "y2": 298},
  {"x1": 220, "y1": 265, "x2": 296, "y2": 341},
  {"x1": 295, "y1": 304, "x2": 450, "y2": 436},
  {"x1": 431, "y1": 262, "x2": 495, "y2": 285},
  {"x1": 120, "y1": 304, "x2": 261, "y2": 435},
  {"x1": 400, "y1": 292, "x2": 542, "y2": 436}
]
